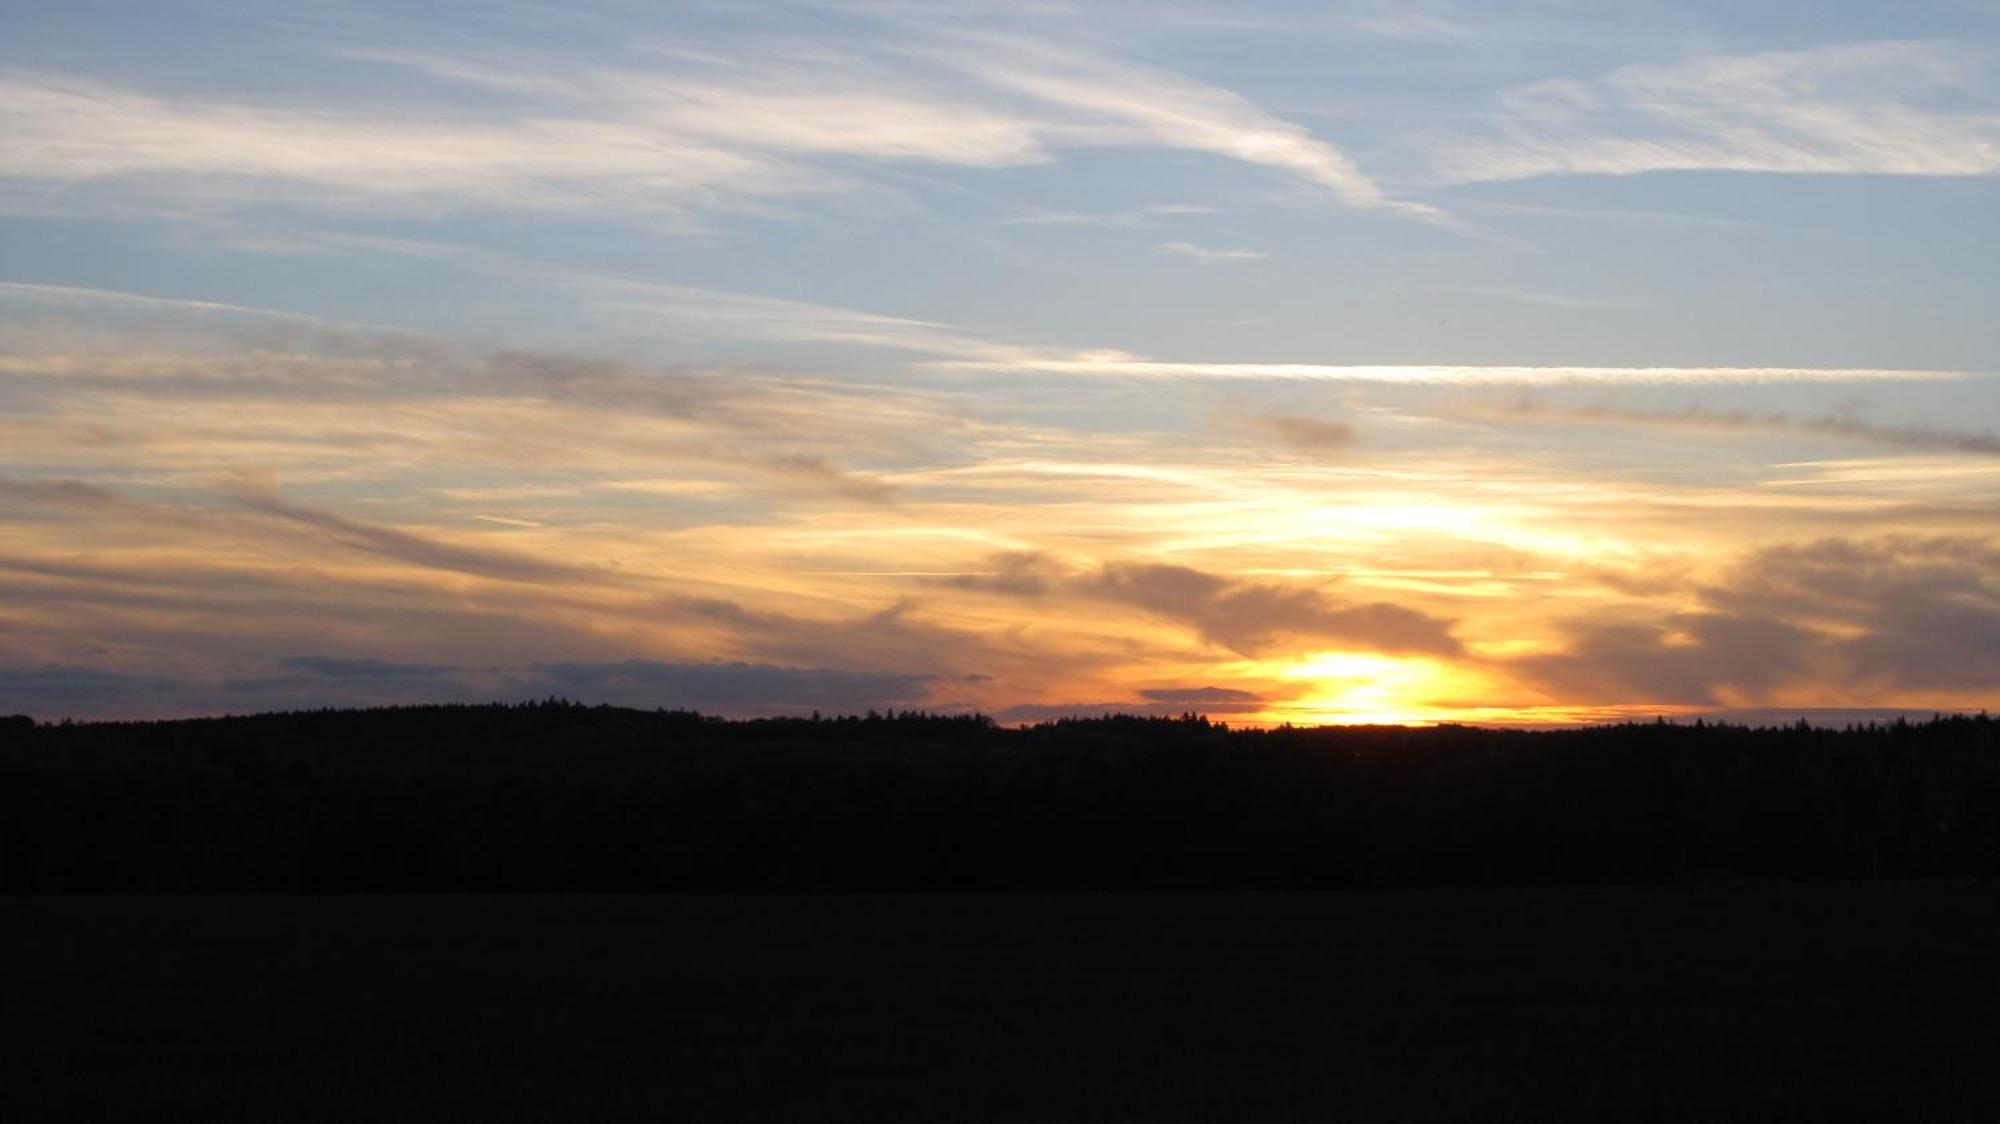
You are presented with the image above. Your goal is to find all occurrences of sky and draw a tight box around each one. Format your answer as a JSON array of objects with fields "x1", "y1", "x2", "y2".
[{"x1": 2, "y1": 0, "x2": 1997, "y2": 725}]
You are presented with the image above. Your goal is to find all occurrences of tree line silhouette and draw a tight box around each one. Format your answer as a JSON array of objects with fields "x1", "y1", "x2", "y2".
[{"x1": 3, "y1": 703, "x2": 1996, "y2": 892}]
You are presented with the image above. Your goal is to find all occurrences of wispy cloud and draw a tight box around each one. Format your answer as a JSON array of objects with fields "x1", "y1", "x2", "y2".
[
  {"x1": 1328, "y1": 0, "x2": 1486, "y2": 43},
  {"x1": 0, "y1": 279, "x2": 378, "y2": 329},
  {"x1": 1157, "y1": 241, "x2": 1267, "y2": 264},
  {"x1": 2, "y1": 14, "x2": 1440, "y2": 223},
  {"x1": 1003, "y1": 202, "x2": 1217, "y2": 226},
  {"x1": 0, "y1": 72, "x2": 807, "y2": 219},
  {"x1": 563, "y1": 272, "x2": 1025, "y2": 360},
  {"x1": 926, "y1": 358, "x2": 1969, "y2": 384},
  {"x1": 1438, "y1": 40, "x2": 2000, "y2": 183},
  {"x1": 928, "y1": 31, "x2": 1442, "y2": 218},
  {"x1": 353, "y1": 47, "x2": 1055, "y2": 165}
]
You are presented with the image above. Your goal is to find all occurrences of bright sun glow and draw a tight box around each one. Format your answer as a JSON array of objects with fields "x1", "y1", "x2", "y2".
[{"x1": 1265, "y1": 651, "x2": 1459, "y2": 726}]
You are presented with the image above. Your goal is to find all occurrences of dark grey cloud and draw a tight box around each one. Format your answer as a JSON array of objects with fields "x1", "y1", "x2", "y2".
[
  {"x1": 478, "y1": 348, "x2": 764, "y2": 422},
  {"x1": 1252, "y1": 413, "x2": 1356, "y2": 452},
  {"x1": 1138, "y1": 686, "x2": 1262, "y2": 707},
  {"x1": 1711, "y1": 537, "x2": 2000, "y2": 691},
  {"x1": 1506, "y1": 399, "x2": 2000, "y2": 457},
  {"x1": 278, "y1": 655, "x2": 462, "y2": 681},
  {"x1": 933, "y1": 551, "x2": 1065, "y2": 596},
  {"x1": 223, "y1": 656, "x2": 477, "y2": 700},
  {"x1": 746, "y1": 452, "x2": 898, "y2": 503},
  {"x1": 0, "y1": 536, "x2": 1003, "y2": 713},
  {"x1": 0, "y1": 655, "x2": 939, "y2": 720},
  {"x1": 223, "y1": 482, "x2": 603, "y2": 584},
  {"x1": 660, "y1": 593, "x2": 1020, "y2": 683},
  {"x1": 0, "y1": 664, "x2": 181, "y2": 716},
  {"x1": 1517, "y1": 613, "x2": 1819, "y2": 705},
  {"x1": 1520, "y1": 535, "x2": 2000, "y2": 704},
  {"x1": 0, "y1": 478, "x2": 136, "y2": 515},
  {"x1": 0, "y1": 546, "x2": 643, "y2": 678},
  {"x1": 3, "y1": 476, "x2": 603, "y2": 587},
  {"x1": 937, "y1": 553, "x2": 1462, "y2": 657},
  {"x1": 1089, "y1": 562, "x2": 1462, "y2": 656}
]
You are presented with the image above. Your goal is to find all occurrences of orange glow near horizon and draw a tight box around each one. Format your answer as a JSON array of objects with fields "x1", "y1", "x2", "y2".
[{"x1": 1, "y1": 309, "x2": 1996, "y2": 730}]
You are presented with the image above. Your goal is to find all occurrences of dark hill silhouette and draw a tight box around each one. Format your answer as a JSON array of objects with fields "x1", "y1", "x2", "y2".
[{"x1": 3, "y1": 704, "x2": 1995, "y2": 892}]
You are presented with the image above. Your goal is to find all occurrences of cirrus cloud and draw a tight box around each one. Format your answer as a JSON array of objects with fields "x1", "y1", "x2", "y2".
[{"x1": 1437, "y1": 40, "x2": 2000, "y2": 184}]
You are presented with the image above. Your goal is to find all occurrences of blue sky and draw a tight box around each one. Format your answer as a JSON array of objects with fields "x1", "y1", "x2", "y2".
[{"x1": 1, "y1": 1, "x2": 1997, "y2": 722}]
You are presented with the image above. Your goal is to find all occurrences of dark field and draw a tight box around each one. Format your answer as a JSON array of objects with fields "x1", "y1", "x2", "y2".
[{"x1": 8, "y1": 885, "x2": 2000, "y2": 1121}]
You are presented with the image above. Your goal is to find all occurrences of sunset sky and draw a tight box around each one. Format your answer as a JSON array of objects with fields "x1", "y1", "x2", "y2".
[{"x1": 2, "y1": 1, "x2": 1997, "y2": 724}]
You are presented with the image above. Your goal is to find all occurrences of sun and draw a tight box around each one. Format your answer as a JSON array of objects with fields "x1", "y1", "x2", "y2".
[{"x1": 1261, "y1": 651, "x2": 1460, "y2": 726}]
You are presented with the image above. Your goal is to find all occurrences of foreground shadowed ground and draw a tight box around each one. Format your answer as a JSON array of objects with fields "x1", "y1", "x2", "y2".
[{"x1": 7, "y1": 887, "x2": 2000, "y2": 1121}]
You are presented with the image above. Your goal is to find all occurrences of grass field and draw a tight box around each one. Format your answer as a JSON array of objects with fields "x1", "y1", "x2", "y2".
[{"x1": 7, "y1": 885, "x2": 2000, "y2": 1121}]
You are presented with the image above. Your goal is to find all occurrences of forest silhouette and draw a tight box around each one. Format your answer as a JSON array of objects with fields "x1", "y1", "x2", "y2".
[{"x1": 6, "y1": 704, "x2": 1996, "y2": 893}]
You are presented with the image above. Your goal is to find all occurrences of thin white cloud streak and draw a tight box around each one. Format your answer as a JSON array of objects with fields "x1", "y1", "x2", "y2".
[
  {"x1": 573, "y1": 277, "x2": 1890, "y2": 387},
  {"x1": 526, "y1": 267, "x2": 1912, "y2": 387},
  {"x1": 7, "y1": 279, "x2": 1975, "y2": 393},
  {"x1": 1438, "y1": 40, "x2": 2000, "y2": 183},
  {"x1": 924, "y1": 360, "x2": 1972, "y2": 385},
  {"x1": 1157, "y1": 241, "x2": 1267, "y2": 263},
  {"x1": 1002, "y1": 202, "x2": 1218, "y2": 226},
  {"x1": 0, "y1": 280, "x2": 353, "y2": 325}
]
